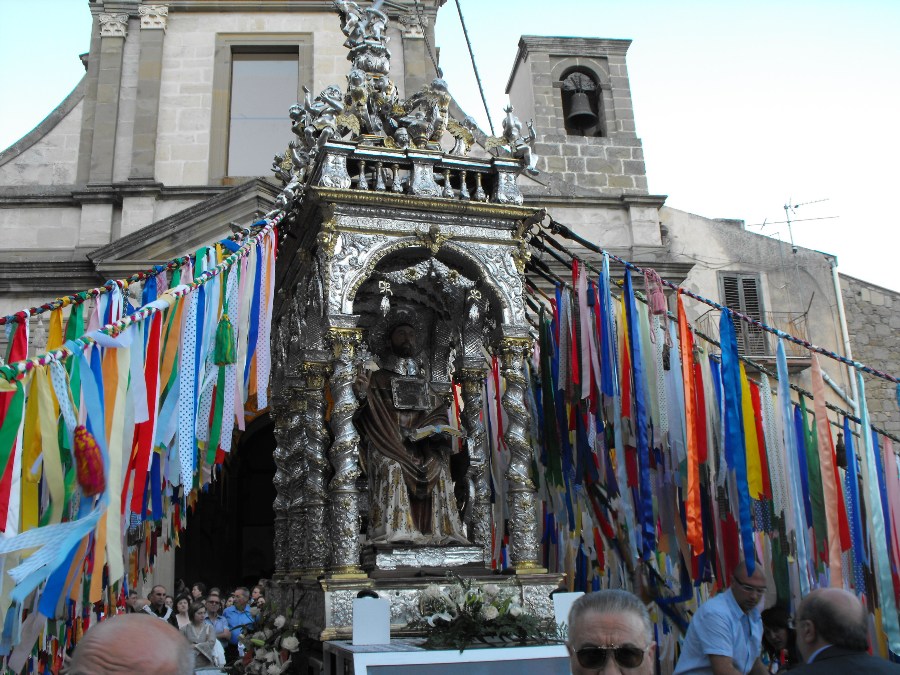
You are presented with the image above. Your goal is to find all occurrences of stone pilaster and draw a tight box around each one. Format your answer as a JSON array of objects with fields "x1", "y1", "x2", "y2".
[
  {"x1": 130, "y1": 6, "x2": 167, "y2": 180},
  {"x1": 89, "y1": 12, "x2": 129, "y2": 183}
]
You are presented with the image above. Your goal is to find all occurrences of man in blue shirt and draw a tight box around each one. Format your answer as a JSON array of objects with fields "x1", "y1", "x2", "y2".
[
  {"x1": 204, "y1": 592, "x2": 231, "y2": 649},
  {"x1": 674, "y1": 561, "x2": 768, "y2": 675},
  {"x1": 223, "y1": 586, "x2": 255, "y2": 659}
]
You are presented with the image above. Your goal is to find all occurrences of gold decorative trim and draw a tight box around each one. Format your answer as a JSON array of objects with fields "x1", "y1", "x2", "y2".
[{"x1": 310, "y1": 186, "x2": 538, "y2": 220}]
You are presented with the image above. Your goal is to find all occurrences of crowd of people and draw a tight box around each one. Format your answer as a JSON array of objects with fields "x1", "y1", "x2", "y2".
[
  {"x1": 63, "y1": 562, "x2": 900, "y2": 674},
  {"x1": 121, "y1": 580, "x2": 267, "y2": 670}
]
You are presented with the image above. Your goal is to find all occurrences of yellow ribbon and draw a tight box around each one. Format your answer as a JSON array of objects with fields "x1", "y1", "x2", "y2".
[
  {"x1": 739, "y1": 364, "x2": 763, "y2": 498},
  {"x1": 21, "y1": 372, "x2": 41, "y2": 531},
  {"x1": 35, "y1": 368, "x2": 64, "y2": 525},
  {"x1": 104, "y1": 342, "x2": 131, "y2": 585}
]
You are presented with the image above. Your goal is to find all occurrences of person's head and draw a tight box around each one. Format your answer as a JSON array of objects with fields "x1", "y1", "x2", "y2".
[
  {"x1": 148, "y1": 585, "x2": 167, "y2": 609},
  {"x1": 165, "y1": 595, "x2": 174, "y2": 608},
  {"x1": 189, "y1": 601, "x2": 208, "y2": 626},
  {"x1": 566, "y1": 589, "x2": 656, "y2": 675},
  {"x1": 205, "y1": 594, "x2": 222, "y2": 617},
  {"x1": 389, "y1": 323, "x2": 417, "y2": 357},
  {"x1": 730, "y1": 561, "x2": 767, "y2": 613},
  {"x1": 251, "y1": 585, "x2": 264, "y2": 601},
  {"x1": 225, "y1": 594, "x2": 235, "y2": 608},
  {"x1": 66, "y1": 614, "x2": 193, "y2": 675},
  {"x1": 191, "y1": 582, "x2": 206, "y2": 600},
  {"x1": 761, "y1": 605, "x2": 793, "y2": 652},
  {"x1": 795, "y1": 588, "x2": 869, "y2": 661},
  {"x1": 175, "y1": 595, "x2": 191, "y2": 615},
  {"x1": 233, "y1": 586, "x2": 250, "y2": 610}
]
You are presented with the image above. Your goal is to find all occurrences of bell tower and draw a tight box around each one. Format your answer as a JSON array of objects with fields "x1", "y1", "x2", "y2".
[{"x1": 505, "y1": 36, "x2": 649, "y2": 195}]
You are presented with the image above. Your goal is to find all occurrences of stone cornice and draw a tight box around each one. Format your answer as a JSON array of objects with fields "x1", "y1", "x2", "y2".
[
  {"x1": 523, "y1": 193, "x2": 667, "y2": 210},
  {"x1": 0, "y1": 261, "x2": 100, "y2": 295},
  {"x1": 88, "y1": 177, "x2": 279, "y2": 262}
]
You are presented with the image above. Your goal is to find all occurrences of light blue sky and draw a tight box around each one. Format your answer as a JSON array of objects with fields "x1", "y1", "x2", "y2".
[{"x1": 2, "y1": 1, "x2": 898, "y2": 291}]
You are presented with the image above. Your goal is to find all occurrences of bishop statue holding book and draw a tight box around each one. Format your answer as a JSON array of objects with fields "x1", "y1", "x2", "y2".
[{"x1": 354, "y1": 317, "x2": 469, "y2": 545}]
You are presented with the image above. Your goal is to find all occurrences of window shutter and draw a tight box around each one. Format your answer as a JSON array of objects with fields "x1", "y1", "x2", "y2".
[
  {"x1": 740, "y1": 277, "x2": 766, "y2": 355},
  {"x1": 720, "y1": 274, "x2": 767, "y2": 356}
]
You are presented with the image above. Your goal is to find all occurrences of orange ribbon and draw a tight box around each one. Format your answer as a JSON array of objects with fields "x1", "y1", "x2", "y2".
[{"x1": 678, "y1": 294, "x2": 703, "y2": 553}]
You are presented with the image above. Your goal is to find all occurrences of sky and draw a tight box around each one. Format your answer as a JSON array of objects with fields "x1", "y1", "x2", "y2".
[{"x1": 1, "y1": 1, "x2": 898, "y2": 291}]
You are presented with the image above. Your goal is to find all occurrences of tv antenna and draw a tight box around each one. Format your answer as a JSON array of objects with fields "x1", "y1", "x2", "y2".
[{"x1": 784, "y1": 197, "x2": 829, "y2": 253}]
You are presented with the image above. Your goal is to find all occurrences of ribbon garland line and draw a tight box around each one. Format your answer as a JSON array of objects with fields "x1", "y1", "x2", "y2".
[
  {"x1": 543, "y1": 219, "x2": 900, "y2": 386},
  {"x1": 0, "y1": 210, "x2": 283, "y2": 670}
]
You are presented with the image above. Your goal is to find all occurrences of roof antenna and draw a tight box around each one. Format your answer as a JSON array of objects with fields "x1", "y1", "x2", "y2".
[{"x1": 783, "y1": 197, "x2": 828, "y2": 254}]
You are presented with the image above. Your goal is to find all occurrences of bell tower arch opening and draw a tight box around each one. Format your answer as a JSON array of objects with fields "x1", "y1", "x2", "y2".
[{"x1": 561, "y1": 68, "x2": 604, "y2": 137}]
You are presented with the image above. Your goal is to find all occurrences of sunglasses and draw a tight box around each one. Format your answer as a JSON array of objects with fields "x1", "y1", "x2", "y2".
[{"x1": 575, "y1": 644, "x2": 647, "y2": 669}]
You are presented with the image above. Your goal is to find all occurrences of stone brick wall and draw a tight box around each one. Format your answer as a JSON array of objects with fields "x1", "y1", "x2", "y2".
[
  {"x1": 0, "y1": 100, "x2": 83, "y2": 186},
  {"x1": 841, "y1": 274, "x2": 900, "y2": 437}
]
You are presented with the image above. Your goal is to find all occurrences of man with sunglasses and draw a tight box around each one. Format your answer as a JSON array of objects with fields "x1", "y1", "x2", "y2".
[
  {"x1": 674, "y1": 561, "x2": 768, "y2": 674},
  {"x1": 567, "y1": 589, "x2": 656, "y2": 674}
]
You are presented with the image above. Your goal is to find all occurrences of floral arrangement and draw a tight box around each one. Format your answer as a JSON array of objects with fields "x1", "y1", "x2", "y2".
[
  {"x1": 230, "y1": 600, "x2": 303, "y2": 674},
  {"x1": 410, "y1": 575, "x2": 564, "y2": 652}
]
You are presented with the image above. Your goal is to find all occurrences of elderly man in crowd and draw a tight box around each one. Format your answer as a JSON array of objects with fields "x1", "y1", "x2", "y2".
[
  {"x1": 567, "y1": 589, "x2": 656, "y2": 675},
  {"x1": 223, "y1": 586, "x2": 255, "y2": 660},
  {"x1": 64, "y1": 614, "x2": 193, "y2": 674},
  {"x1": 792, "y1": 587, "x2": 900, "y2": 673},
  {"x1": 674, "y1": 561, "x2": 768, "y2": 675}
]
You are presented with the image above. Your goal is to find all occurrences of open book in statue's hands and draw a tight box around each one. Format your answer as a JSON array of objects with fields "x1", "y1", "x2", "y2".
[{"x1": 409, "y1": 424, "x2": 466, "y2": 441}]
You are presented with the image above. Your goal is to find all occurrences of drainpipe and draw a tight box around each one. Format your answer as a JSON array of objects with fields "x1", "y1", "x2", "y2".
[{"x1": 830, "y1": 255, "x2": 859, "y2": 418}]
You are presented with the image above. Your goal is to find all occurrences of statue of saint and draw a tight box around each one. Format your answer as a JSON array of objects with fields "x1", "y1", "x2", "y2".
[{"x1": 355, "y1": 322, "x2": 468, "y2": 545}]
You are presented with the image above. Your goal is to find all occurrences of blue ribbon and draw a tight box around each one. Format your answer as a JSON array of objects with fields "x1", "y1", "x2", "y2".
[
  {"x1": 870, "y1": 429, "x2": 894, "y2": 557},
  {"x1": 777, "y1": 341, "x2": 810, "y2": 594},
  {"x1": 842, "y1": 417, "x2": 867, "y2": 580},
  {"x1": 624, "y1": 270, "x2": 656, "y2": 560},
  {"x1": 793, "y1": 406, "x2": 814, "y2": 527},
  {"x1": 598, "y1": 262, "x2": 616, "y2": 398},
  {"x1": 243, "y1": 248, "x2": 263, "y2": 387},
  {"x1": 719, "y1": 309, "x2": 755, "y2": 574}
]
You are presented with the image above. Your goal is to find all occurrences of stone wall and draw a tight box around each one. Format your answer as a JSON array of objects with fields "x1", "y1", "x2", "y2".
[{"x1": 841, "y1": 274, "x2": 900, "y2": 438}]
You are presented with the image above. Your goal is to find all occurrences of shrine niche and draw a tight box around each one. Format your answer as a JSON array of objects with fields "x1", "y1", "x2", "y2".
[{"x1": 265, "y1": 0, "x2": 558, "y2": 641}]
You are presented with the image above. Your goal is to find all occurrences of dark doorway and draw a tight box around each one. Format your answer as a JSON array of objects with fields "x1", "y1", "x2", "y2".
[{"x1": 175, "y1": 414, "x2": 276, "y2": 593}]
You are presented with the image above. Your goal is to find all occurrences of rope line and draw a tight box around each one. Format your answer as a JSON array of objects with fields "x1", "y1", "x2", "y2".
[
  {"x1": 0, "y1": 213, "x2": 283, "y2": 382},
  {"x1": 526, "y1": 233, "x2": 900, "y2": 444},
  {"x1": 453, "y1": 0, "x2": 495, "y2": 136},
  {"x1": 543, "y1": 219, "x2": 900, "y2": 386}
]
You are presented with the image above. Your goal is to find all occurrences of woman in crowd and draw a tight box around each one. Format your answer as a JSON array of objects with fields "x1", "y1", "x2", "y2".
[
  {"x1": 191, "y1": 581, "x2": 207, "y2": 602},
  {"x1": 181, "y1": 601, "x2": 217, "y2": 669},
  {"x1": 168, "y1": 593, "x2": 192, "y2": 630},
  {"x1": 250, "y1": 585, "x2": 265, "y2": 607},
  {"x1": 761, "y1": 605, "x2": 800, "y2": 671}
]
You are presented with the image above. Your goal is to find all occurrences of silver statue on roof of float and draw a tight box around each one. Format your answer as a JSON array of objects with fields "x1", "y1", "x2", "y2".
[{"x1": 272, "y1": 0, "x2": 537, "y2": 194}]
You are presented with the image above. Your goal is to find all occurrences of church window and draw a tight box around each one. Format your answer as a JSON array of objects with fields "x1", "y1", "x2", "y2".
[
  {"x1": 720, "y1": 273, "x2": 767, "y2": 356},
  {"x1": 227, "y1": 51, "x2": 299, "y2": 177},
  {"x1": 210, "y1": 34, "x2": 312, "y2": 183},
  {"x1": 561, "y1": 69, "x2": 603, "y2": 137}
]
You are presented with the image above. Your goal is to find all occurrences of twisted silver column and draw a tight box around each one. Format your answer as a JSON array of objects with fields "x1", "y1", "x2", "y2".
[
  {"x1": 271, "y1": 400, "x2": 292, "y2": 576},
  {"x1": 325, "y1": 328, "x2": 366, "y2": 576},
  {"x1": 500, "y1": 337, "x2": 542, "y2": 571},
  {"x1": 458, "y1": 366, "x2": 492, "y2": 566}
]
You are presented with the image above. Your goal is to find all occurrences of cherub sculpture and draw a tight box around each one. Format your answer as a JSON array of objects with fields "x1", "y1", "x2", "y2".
[{"x1": 486, "y1": 105, "x2": 539, "y2": 175}]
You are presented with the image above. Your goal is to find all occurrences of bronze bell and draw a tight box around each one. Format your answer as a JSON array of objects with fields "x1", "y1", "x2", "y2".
[{"x1": 567, "y1": 91, "x2": 598, "y2": 130}]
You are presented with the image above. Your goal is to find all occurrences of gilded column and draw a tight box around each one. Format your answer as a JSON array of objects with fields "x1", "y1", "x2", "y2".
[
  {"x1": 300, "y1": 359, "x2": 331, "y2": 577},
  {"x1": 499, "y1": 337, "x2": 543, "y2": 571},
  {"x1": 458, "y1": 364, "x2": 492, "y2": 566},
  {"x1": 325, "y1": 327, "x2": 366, "y2": 576}
]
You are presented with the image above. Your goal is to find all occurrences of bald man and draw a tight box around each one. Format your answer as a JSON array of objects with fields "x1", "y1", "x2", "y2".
[
  {"x1": 792, "y1": 587, "x2": 900, "y2": 673},
  {"x1": 65, "y1": 614, "x2": 194, "y2": 675},
  {"x1": 674, "y1": 561, "x2": 769, "y2": 675}
]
